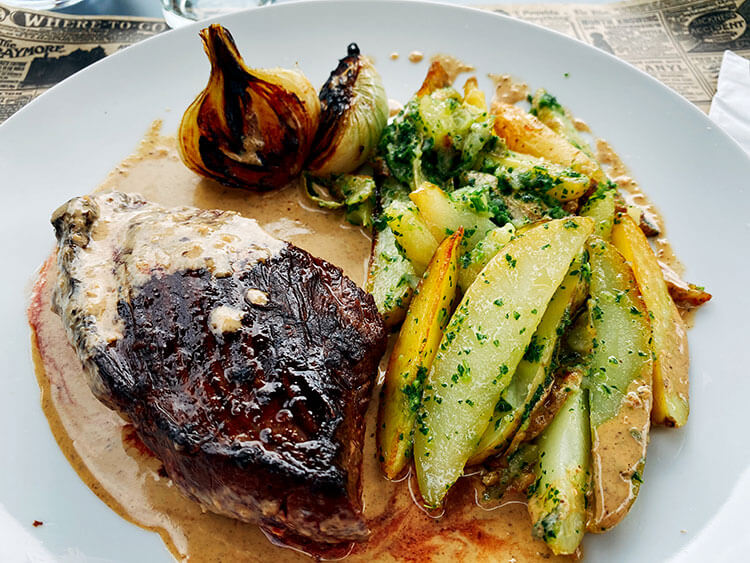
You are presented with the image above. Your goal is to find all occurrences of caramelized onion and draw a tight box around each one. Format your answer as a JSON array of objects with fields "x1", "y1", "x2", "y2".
[
  {"x1": 179, "y1": 24, "x2": 320, "y2": 190},
  {"x1": 307, "y1": 44, "x2": 388, "y2": 177}
]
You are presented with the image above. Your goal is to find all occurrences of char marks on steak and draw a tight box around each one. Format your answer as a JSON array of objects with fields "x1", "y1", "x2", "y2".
[{"x1": 50, "y1": 192, "x2": 386, "y2": 553}]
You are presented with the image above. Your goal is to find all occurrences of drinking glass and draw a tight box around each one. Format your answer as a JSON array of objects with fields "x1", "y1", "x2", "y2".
[
  {"x1": 161, "y1": 0, "x2": 275, "y2": 27},
  {"x1": 0, "y1": 0, "x2": 83, "y2": 9}
]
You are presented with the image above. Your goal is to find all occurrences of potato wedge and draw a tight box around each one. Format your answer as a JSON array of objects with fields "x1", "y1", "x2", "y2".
[
  {"x1": 463, "y1": 77, "x2": 487, "y2": 110},
  {"x1": 581, "y1": 188, "x2": 616, "y2": 240},
  {"x1": 528, "y1": 386, "x2": 590, "y2": 555},
  {"x1": 517, "y1": 367, "x2": 584, "y2": 450},
  {"x1": 469, "y1": 255, "x2": 589, "y2": 465},
  {"x1": 383, "y1": 200, "x2": 439, "y2": 275},
  {"x1": 497, "y1": 150, "x2": 591, "y2": 203},
  {"x1": 661, "y1": 261, "x2": 712, "y2": 308},
  {"x1": 410, "y1": 181, "x2": 497, "y2": 249},
  {"x1": 458, "y1": 225, "x2": 515, "y2": 292},
  {"x1": 529, "y1": 88, "x2": 596, "y2": 158},
  {"x1": 612, "y1": 214, "x2": 690, "y2": 427},
  {"x1": 566, "y1": 311, "x2": 595, "y2": 356},
  {"x1": 366, "y1": 225, "x2": 418, "y2": 327},
  {"x1": 492, "y1": 102, "x2": 607, "y2": 185},
  {"x1": 417, "y1": 60, "x2": 452, "y2": 97},
  {"x1": 378, "y1": 230, "x2": 463, "y2": 480},
  {"x1": 413, "y1": 217, "x2": 594, "y2": 508},
  {"x1": 481, "y1": 443, "x2": 539, "y2": 499},
  {"x1": 586, "y1": 237, "x2": 653, "y2": 532}
]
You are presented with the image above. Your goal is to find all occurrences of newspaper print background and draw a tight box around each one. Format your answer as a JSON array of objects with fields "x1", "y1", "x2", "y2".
[
  {"x1": 0, "y1": 4, "x2": 165, "y2": 122},
  {"x1": 1, "y1": 0, "x2": 749, "y2": 122},
  {"x1": 484, "y1": 0, "x2": 750, "y2": 112}
]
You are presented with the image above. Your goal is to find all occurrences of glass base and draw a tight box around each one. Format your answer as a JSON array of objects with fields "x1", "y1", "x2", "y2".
[
  {"x1": 161, "y1": 0, "x2": 274, "y2": 28},
  {"x1": 161, "y1": 6, "x2": 194, "y2": 28},
  {"x1": 1, "y1": 0, "x2": 83, "y2": 8}
]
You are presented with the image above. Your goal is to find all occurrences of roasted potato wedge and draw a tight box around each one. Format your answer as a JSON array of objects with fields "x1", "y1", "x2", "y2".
[
  {"x1": 410, "y1": 181, "x2": 496, "y2": 249},
  {"x1": 469, "y1": 255, "x2": 588, "y2": 465},
  {"x1": 383, "y1": 200, "x2": 439, "y2": 275},
  {"x1": 416, "y1": 60, "x2": 453, "y2": 97},
  {"x1": 518, "y1": 367, "x2": 584, "y2": 449},
  {"x1": 661, "y1": 261, "x2": 712, "y2": 308},
  {"x1": 366, "y1": 225, "x2": 417, "y2": 327},
  {"x1": 378, "y1": 230, "x2": 463, "y2": 480},
  {"x1": 457, "y1": 225, "x2": 515, "y2": 292},
  {"x1": 529, "y1": 88, "x2": 596, "y2": 158},
  {"x1": 586, "y1": 237, "x2": 653, "y2": 532},
  {"x1": 612, "y1": 214, "x2": 690, "y2": 427},
  {"x1": 581, "y1": 188, "x2": 616, "y2": 240},
  {"x1": 528, "y1": 386, "x2": 590, "y2": 555},
  {"x1": 566, "y1": 311, "x2": 595, "y2": 356},
  {"x1": 492, "y1": 102, "x2": 607, "y2": 185},
  {"x1": 498, "y1": 150, "x2": 591, "y2": 203},
  {"x1": 463, "y1": 77, "x2": 487, "y2": 110},
  {"x1": 413, "y1": 217, "x2": 594, "y2": 508}
]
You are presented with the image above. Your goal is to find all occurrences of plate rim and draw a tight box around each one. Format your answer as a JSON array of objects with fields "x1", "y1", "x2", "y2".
[
  {"x1": 1, "y1": 2, "x2": 749, "y2": 562},
  {"x1": 3, "y1": 0, "x2": 749, "y2": 164}
]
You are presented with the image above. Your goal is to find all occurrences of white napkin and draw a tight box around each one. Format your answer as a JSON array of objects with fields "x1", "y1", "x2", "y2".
[{"x1": 709, "y1": 51, "x2": 750, "y2": 154}]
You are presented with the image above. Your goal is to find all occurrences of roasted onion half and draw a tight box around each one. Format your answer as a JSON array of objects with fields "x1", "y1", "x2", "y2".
[
  {"x1": 179, "y1": 24, "x2": 320, "y2": 190},
  {"x1": 307, "y1": 44, "x2": 388, "y2": 177}
]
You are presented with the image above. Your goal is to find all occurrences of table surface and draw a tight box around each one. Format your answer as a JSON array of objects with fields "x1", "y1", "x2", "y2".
[{"x1": 58, "y1": 0, "x2": 608, "y2": 20}]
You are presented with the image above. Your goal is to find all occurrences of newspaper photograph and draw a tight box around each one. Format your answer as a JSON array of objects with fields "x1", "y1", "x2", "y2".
[{"x1": 1, "y1": 0, "x2": 749, "y2": 122}]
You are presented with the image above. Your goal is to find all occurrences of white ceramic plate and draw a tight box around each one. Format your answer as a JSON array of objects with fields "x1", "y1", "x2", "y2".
[{"x1": 1, "y1": 1, "x2": 749, "y2": 561}]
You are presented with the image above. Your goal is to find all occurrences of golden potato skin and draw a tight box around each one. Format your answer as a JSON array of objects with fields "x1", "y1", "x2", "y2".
[
  {"x1": 586, "y1": 237, "x2": 653, "y2": 532},
  {"x1": 492, "y1": 102, "x2": 607, "y2": 184},
  {"x1": 414, "y1": 217, "x2": 593, "y2": 509},
  {"x1": 612, "y1": 215, "x2": 690, "y2": 427},
  {"x1": 378, "y1": 229, "x2": 463, "y2": 480}
]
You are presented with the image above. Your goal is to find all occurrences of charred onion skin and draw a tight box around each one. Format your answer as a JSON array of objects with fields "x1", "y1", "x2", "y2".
[
  {"x1": 308, "y1": 43, "x2": 388, "y2": 176},
  {"x1": 179, "y1": 24, "x2": 320, "y2": 190}
]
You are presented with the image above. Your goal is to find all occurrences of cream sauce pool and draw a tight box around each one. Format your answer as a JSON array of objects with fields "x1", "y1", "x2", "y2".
[
  {"x1": 489, "y1": 74, "x2": 529, "y2": 106},
  {"x1": 28, "y1": 124, "x2": 569, "y2": 562},
  {"x1": 595, "y1": 139, "x2": 683, "y2": 277}
]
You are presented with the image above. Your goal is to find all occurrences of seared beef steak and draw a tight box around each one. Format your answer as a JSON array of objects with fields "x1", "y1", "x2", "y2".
[{"x1": 51, "y1": 192, "x2": 385, "y2": 552}]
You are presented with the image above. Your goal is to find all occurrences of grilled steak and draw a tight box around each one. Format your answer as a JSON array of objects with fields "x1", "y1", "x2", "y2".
[{"x1": 50, "y1": 192, "x2": 386, "y2": 553}]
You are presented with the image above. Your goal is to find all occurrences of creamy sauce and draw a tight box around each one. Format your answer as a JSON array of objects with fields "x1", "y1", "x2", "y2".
[
  {"x1": 489, "y1": 74, "x2": 529, "y2": 106},
  {"x1": 28, "y1": 125, "x2": 570, "y2": 562},
  {"x1": 98, "y1": 122, "x2": 371, "y2": 286},
  {"x1": 51, "y1": 191, "x2": 285, "y2": 374},
  {"x1": 595, "y1": 139, "x2": 684, "y2": 278},
  {"x1": 408, "y1": 51, "x2": 424, "y2": 63},
  {"x1": 590, "y1": 378, "x2": 652, "y2": 531},
  {"x1": 595, "y1": 140, "x2": 703, "y2": 326},
  {"x1": 387, "y1": 98, "x2": 404, "y2": 118},
  {"x1": 430, "y1": 54, "x2": 475, "y2": 84},
  {"x1": 573, "y1": 118, "x2": 591, "y2": 134}
]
